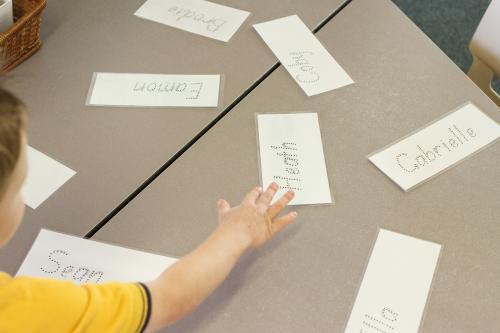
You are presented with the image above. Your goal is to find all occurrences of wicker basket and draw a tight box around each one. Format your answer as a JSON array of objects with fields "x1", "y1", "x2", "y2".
[{"x1": 0, "y1": 0, "x2": 46, "y2": 72}]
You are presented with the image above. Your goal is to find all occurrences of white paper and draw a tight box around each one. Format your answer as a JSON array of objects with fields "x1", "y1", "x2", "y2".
[
  {"x1": 22, "y1": 147, "x2": 76, "y2": 209},
  {"x1": 87, "y1": 73, "x2": 221, "y2": 108},
  {"x1": 368, "y1": 102, "x2": 500, "y2": 191},
  {"x1": 135, "y1": 0, "x2": 250, "y2": 42},
  {"x1": 0, "y1": 0, "x2": 13, "y2": 33},
  {"x1": 17, "y1": 229, "x2": 178, "y2": 284},
  {"x1": 254, "y1": 15, "x2": 353, "y2": 96},
  {"x1": 345, "y1": 229, "x2": 441, "y2": 333},
  {"x1": 257, "y1": 113, "x2": 332, "y2": 205}
]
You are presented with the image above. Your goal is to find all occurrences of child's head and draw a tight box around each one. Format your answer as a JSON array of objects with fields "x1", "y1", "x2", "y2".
[{"x1": 0, "y1": 87, "x2": 27, "y2": 247}]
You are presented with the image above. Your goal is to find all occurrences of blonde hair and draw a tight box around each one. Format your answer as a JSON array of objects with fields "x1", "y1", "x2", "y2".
[{"x1": 0, "y1": 87, "x2": 26, "y2": 198}]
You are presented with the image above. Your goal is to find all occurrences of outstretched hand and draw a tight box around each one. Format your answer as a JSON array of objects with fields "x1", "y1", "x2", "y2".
[
  {"x1": 216, "y1": 182, "x2": 297, "y2": 249},
  {"x1": 145, "y1": 183, "x2": 297, "y2": 331}
]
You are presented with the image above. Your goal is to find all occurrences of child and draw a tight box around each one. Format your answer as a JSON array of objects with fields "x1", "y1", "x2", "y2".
[{"x1": 0, "y1": 87, "x2": 297, "y2": 332}]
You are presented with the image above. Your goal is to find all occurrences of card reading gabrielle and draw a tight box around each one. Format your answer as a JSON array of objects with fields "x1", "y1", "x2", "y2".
[{"x1": 368, "y1": 102, "x2": 499, "y2": 191}]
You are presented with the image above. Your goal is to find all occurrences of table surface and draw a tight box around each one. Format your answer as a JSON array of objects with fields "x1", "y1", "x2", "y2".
[
  {"x1": 92, "y1": 1, "x2": 500, "y2": 332},
  {"x1": 0, "y1": 0, "x2": 348, "y2": 274}
]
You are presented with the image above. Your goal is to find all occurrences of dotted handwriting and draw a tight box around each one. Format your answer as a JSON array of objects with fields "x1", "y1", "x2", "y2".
[
  {"x1": 168, "y1": 6, "x2": 227, "y2": 32},
  {"x1": 133, "y1": 81, "x2": 203, "y2": 100},
  {"x1": 271, "y1": 142, "x2": 303, "y2": 191},
  {"x1": 360, "y1": 307, "x2": 399, "y2": 333},
  {"x1": 396, "y1": 124, "x2": 477, "y2": 173},
  {"x1": 286, "y1": 51, "x2": 320, "y2": 84},
  {"x1": 40, "y1": 249, "x2": 104, "y2": 284}
]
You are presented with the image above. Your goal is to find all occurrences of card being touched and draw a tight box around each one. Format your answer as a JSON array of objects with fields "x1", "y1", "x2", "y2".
[
  {"x1": 368, "y1": 102, "x2": 499, "y2": 191},
  {"x1": 86, "y1": 73, "x2": 221, "y2": 108},
  {"x1": 254, "y1": 15, "x2": 353, "y2": 96},
  {"x1": 135, "y1": 0, "x2": 250, "y2": 42},
  {"x1": 257, "y1": 113, "x2": 332, "y2": 205}
]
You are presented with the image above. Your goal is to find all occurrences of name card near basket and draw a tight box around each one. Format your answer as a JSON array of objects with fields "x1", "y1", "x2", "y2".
[{"x1": 0, "y1": 0, "x2": 46, "y2": 72}]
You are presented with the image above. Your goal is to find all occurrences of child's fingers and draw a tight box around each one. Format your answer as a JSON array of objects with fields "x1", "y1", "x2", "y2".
[
  {"x1": 272, "y1": 211, "x2": 298, "y2": 234},
  {"x1": 256, "y1": 182, "x2": 279, "y2": 209},
  {"x1": 217, "y1": 199, "x2": 231, "y2": 221},
  {"x1": 243, "y1": 186, "x2": 262, "y2": 205},
  {"x1": 267, "y1": 190, "x2": 294, "y2": 218}
]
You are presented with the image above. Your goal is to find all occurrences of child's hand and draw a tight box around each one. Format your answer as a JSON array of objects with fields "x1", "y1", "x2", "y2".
[
  {"x1": 145, "y1": 183, "x2": 297, "y2": 331},
  {"x1": 216, "y1": 183, "x2": 297, "y2": 249}
]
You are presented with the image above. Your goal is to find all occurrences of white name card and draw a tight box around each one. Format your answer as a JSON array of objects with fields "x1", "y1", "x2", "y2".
[
  {"x1": 368, "y1": 102, "x2": 499, "y2": 191},
  {"x1": 257, "y1": 113, "x2": 332, "y2": 205},
  {"x1": 135, "y1": 0, "x2": 250, "y2": 42},
  {"x1": 254, "y1": 15, "x2": 354, "y2": 96},
  {"x1": 22, "y1": 147, "x2": 76, "y2": 209},
  {"x1": 344, "y1": 229, "x2": 441, "y2": 333},
  {"x1": 86, "y1": 73, "x2": 221, "y2": 108},
  {"x1": 17, "y1": 229, "x2": 178, "y2": 284}
]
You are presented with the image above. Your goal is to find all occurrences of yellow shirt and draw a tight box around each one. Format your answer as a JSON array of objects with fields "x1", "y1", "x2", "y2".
[{"x1": 0, "y1": 272, "x2": 151, "y2": 332}]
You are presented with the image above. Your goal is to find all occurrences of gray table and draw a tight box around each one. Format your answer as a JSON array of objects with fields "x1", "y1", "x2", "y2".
[
  {"x1": 0, "y1": 0, "x2": 348, "y2": 274},
  {"x1": 93, "y1": 1, "x2": 500, "y2": 332}
]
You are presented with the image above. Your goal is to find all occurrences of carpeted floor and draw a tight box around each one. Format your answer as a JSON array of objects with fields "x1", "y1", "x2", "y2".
[{"x1": 392, "y1": 0, "x2": 499, "y2": 92}]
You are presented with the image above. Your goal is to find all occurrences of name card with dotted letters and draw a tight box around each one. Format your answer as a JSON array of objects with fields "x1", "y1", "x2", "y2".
[
  {"x1": 22, "y1": 146, "x2": 76, "y2": 210},
  {"x1": 86, "y1": 73, "x2": 221, "y2": 108},
  {"x1": 17, "y1": 229, "x2": 178, "y2": 284},
  {"x1": 368, "y1": 102, "x2": 499, "y2": 191},
  {"x1": 135, "y1": 0, "x2": 250, "y2": 42},
  {"x1": 344, "y1": 229, "x2": 441, "y2": 333},
  {"x1": 254, "y1": 15, "x2": 354, "y2": 96},
  {"x1": 257, "y1": 113, "x2": 332, "y2": 205}
]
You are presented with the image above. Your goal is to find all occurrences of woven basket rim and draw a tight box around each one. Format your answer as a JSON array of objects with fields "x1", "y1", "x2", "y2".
[
  {"x1": 0, "y1": 0, "x2": 47, "y2": 71},
  {"x1": 0, "y1": 0, "x2": 47, "y2": 39}
]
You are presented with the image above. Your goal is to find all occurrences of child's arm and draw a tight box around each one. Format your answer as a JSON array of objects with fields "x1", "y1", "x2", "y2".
[{"x1": 145, "y1": 183, "x2": 296, "y2": 332}]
